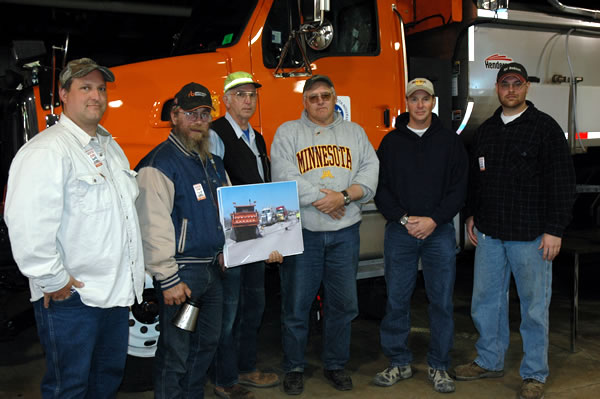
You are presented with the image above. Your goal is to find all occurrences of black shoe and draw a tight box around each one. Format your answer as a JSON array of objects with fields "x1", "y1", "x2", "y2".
[
  {"x1": 324, "y1": 369, "x2": 353, "y2": 391},
  {"x1": 283, "y1": 372, "x2": 304, "y2": 395}
]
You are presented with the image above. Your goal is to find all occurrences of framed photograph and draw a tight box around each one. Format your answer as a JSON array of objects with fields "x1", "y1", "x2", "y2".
[{"x1": 217, "y1": 181, "x2": 303, "y2": 267}]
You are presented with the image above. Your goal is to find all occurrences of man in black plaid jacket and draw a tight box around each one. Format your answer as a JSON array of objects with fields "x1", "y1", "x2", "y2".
[{"x1": 455, "y1": 62, "x2": 576, "y2": 399}]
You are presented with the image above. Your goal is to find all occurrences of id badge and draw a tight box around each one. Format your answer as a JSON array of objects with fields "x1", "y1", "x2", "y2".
[{"x1": 193, "y1": 183, "x2": 206, "y2": 201}]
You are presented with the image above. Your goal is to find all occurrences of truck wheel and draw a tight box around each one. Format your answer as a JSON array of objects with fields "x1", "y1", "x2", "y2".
[{"x1": 121, "y1": 274, "x2": 159, "y2": 392}]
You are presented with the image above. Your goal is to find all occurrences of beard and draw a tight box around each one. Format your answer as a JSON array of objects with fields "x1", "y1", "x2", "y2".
[{"x1": 173, "y1": 125, "x2": 210, "y2": 160}]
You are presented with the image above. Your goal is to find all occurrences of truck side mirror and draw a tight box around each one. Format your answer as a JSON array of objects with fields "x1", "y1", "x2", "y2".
[
  {"x1": 11, "y1": 40, "x2": 46, "y2": 68},
  {"x1": 305, "y1": 20, "x2": 334, "y2": 51}
]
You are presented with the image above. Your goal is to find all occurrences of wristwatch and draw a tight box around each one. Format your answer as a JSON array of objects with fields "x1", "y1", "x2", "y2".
[
  {"x1": 341, "y1": 190, "x2": 352, "y2": 206},
  {"x1": 400, "y1": 214, "x2": 409, "y2": 226}
]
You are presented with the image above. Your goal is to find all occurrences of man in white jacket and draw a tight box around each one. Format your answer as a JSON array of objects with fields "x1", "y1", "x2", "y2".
[
  {"x1": 4, "y1": 58, "x2": 145, "y2": 397},
  {"x1": 270, "y1": 75, "x2": 379, "y2": 395}
]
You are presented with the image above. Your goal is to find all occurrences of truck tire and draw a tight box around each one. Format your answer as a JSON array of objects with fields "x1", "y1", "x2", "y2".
[{"x1": 120, "y1": 274, "x2": 159, "y2": 392}]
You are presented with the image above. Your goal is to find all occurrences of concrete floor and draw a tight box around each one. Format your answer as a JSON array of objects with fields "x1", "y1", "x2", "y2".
[{"x1": 1, "y1": 252, "x2": 600, "y2": 399}]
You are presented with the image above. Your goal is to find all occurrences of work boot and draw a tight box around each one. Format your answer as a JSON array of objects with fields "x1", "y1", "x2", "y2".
[
  {"x1": 373, "y1": 365, "x2": 413, "y2": 387},
  {"x1": 283, "y1": 372, "x2": 303, "y2": 395},
  {"x1": 428, "y1": 367, "x2": 456, "y2": 393},
  {"x1": 238, "y1": 370, "x2": 280, "y2": 388},
  {"x1": 520, "y1": 378, "x2": 545, "y2": 399},
  {"x1": 214, "y1": 384, "x2": 255, "y2": 399},
  {"x1": 454, "y1": 361, "x2": 504, "y2": 381},
  {"x1": 323, "y1": 369, "x2": 353, "y2": 391}
]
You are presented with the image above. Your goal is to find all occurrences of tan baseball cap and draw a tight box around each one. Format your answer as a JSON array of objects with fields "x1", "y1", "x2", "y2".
[{"x1": 406, "y1": 78, "x2": 435, "y2": 97}]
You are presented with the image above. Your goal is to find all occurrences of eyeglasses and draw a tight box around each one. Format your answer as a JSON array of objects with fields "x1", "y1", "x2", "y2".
[
  {"x1": 305, "y1": 92, "x2": 333, "y2": 104},
  {"x1": 233, "y1": 91, "x2": 257, "y2": 100},
  {"x1": 499, "y1": 81, "x2": 525, "y2": 91},
  {"x1": 178, "y1": 110, "x2": 212, "y2": 122}
]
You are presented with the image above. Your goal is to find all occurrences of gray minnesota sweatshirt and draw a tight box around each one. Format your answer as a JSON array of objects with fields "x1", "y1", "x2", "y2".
[{"x1": 270, "y1": 111, "x2": 379, "y2": 232}]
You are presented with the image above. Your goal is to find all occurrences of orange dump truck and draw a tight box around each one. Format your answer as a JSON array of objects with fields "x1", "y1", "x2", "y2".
[{"x1": 230, "y1": 203, "x2": 261, "y2": 242}]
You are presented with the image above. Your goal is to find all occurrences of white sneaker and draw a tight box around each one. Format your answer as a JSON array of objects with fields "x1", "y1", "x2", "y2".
[
  {"x1": 428, "y1": 367, "x2": 456, "y2": 393},
  {"x1": 373, "y1": 365, "x2": 413, "y2": 387}
]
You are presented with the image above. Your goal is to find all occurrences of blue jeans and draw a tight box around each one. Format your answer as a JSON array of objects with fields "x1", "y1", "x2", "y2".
[
  {"x1": 212, "y1": 261, "x2": 266, "y2": 387},
  {"x1": 154, "y1": 262, "x2": 223, "y2": 398},
  {"x1": 379, "y1": 221, "x2": 456, "y2": 370},
  {"x1": 280, "y1": 222, "x2": 360, "y2": 372},
  {"x1": 32, "y1": 292, "x2": 129, "y2": 399},
  {"x1": 472, "y1": 231, "x2": 552, "y2": 383}
]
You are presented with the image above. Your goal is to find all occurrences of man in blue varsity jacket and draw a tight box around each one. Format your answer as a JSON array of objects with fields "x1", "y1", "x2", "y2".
[{"x1": 135, "y1": 82, "x2": 227, "y2": 398}]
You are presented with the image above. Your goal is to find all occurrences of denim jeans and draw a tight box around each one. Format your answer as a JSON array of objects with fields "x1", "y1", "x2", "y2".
[
  {"x1": 32, "y1": 292, "x2": 129, "y2": 399},
  {"x1": 472, "y1": 231, "x2": 552, "y2": 382},
  {"x1": 154, "y1": 262, "x2": 223, "y2": 398},
  {"x1": 212, "y1": 261, "x2": 266, "y2": 387},
  {"x1": 379, "y1": 221, "x2": 456, "y2": 370},
  {"x1": 280, "y1": 222, "x2": 360, "y2": 372}
]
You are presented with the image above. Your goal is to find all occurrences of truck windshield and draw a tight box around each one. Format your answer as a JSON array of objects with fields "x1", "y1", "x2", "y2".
[
  {"x1": 236, "y1": 206, "x2": 256, "y2": 213},
  {"x1": 173, "y1": 0, "x2": 258, "y2": 55}
]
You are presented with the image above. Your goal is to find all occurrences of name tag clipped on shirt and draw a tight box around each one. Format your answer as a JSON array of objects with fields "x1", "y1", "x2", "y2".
[
  {"x1": 193, "y1": 183, "x2": 206, "y2": 201},
  {"x1": 478, "y1": 156, "x2": 485, "y2": 172},
  {"x1": 85, "y1": 147, "x2": 103, "y2": 168}
]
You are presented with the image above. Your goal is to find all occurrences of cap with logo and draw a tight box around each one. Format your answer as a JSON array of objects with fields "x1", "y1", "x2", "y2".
[
  {"x1": 303, "y1": 75, "x2": 334, "y2": 93},
  {"x1": 174, "y1": 82, "x2": 214, "y2": 111},
  {"x1": 497, "y1": 62, "x2": 528, "y2": 83},
  {"x1": 224, "y1": 71, "x2": 262, "y2": 93},
  {"x1": 406, "y1": 78, "x2": 435, "y2": 97},
  {"x1": 59, "y1": 58, "x2": 115, "y2": 87}
]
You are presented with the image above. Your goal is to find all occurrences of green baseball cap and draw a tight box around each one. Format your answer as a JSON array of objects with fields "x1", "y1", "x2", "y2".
[{"x1": 224, "y1": 71, "x2": 262, "y2": 92}]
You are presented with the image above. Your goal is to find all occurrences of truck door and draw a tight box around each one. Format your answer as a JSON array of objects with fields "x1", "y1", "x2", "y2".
[{"x1": 249, "y1": 0, "x2": 406, "y2": 150}]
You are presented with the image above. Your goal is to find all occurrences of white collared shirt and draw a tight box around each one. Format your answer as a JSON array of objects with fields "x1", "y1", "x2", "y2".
[{"x1": 4, "y1": 114, "x2": 145, "y2": 308}]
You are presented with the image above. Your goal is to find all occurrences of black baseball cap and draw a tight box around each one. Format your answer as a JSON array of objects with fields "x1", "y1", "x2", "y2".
[
  {"x1": 303, "y1": 75, "x2": 334, "y2": 93},
  {"x1": 173, "y1": 82, "x2": 214, "y2": 111},
  {"x1": 497, "y1": 62, "x2": 528, "y2": 83}
]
